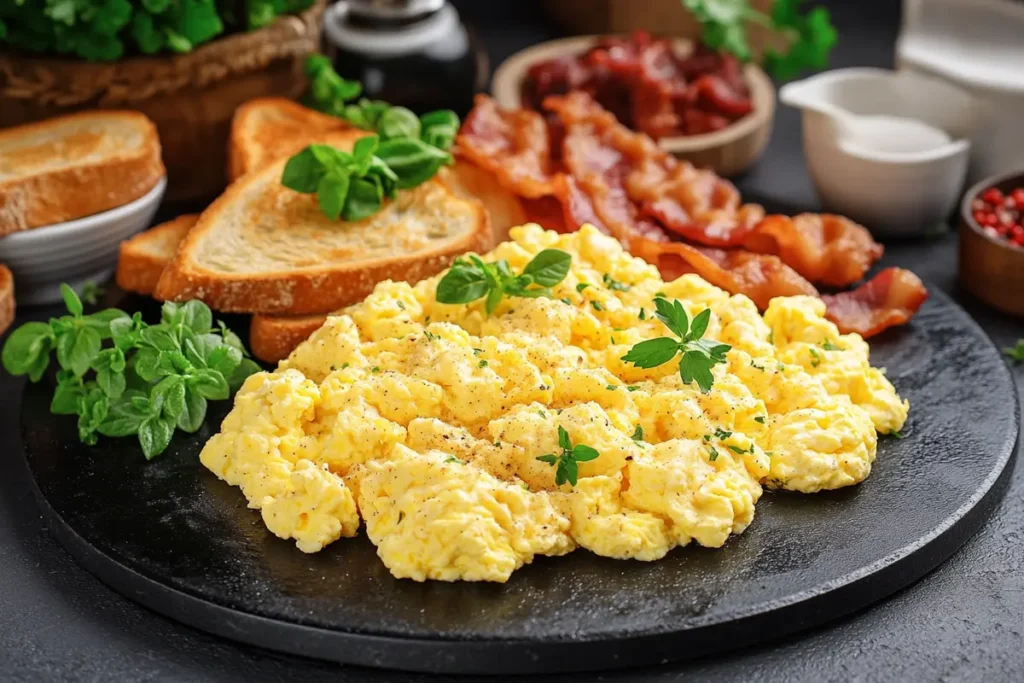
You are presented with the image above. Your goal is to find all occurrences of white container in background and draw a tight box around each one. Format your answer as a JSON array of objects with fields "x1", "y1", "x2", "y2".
[
  {"x1": 898, "y1": 0, "x2": 1024, "y2": 184},
  {"x1": 0, "y1": 177, "x2": 166, "y2": 306},
  {"x1": 780, "y1": 68, "x2": 975, "y2": 238}
]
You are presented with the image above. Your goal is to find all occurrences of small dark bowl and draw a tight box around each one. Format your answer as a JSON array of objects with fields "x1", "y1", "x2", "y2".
[{"x1": 959, "y1": 169, "x2": 1024, "y2": 317}]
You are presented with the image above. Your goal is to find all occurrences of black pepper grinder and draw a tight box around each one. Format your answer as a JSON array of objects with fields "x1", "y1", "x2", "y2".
[{"x1": 322, "y1": 0, "x2": 487, "y2": 117}]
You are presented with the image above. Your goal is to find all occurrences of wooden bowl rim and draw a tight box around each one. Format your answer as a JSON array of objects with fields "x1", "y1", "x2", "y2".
[
  {"x1": 960, "y1": 167, "x2": 1024, "y2": 257},
  {"x1": 490, "y1": 34, "x2": 776, "y2": 153}
]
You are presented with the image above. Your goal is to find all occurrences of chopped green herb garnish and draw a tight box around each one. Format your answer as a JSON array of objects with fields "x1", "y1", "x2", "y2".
[
  {"x1": 396, "y1": 300, "x2": 406, "y2": 310},
  {"x1": 714, "y1": 427, "x2": 732, "y2": 440},
  {"x1": 606, "y1": 384, "x2": 618, "y2": 391},
  {"x1": 708, "y1": 446, "x2": 720, "y2": 462},
  {"x1": 627, "y1": 385, "x2": 640, "y2": 392},
  {"x1": 809, "y1": 348, "x2": 821, "y2": 368},
  {"x1": 472, "y1": 348, "x2": 482, "y2": 355},
  {"x1": 444, "y1": 455, "x2": 463, "y2": 464},
  {"x1": 561, "y1": 297, "x2": 573, "y2": 305},
  {"x1": 602, "y1": 273, "x2": 631, "y2": 292},
  {"x1": 751, "y1": 361, "x2": 765, "y2": 371},
  {"x1": 620, "y1": 298, "x2": 730, "y2": 393},
  {"x1": 535, "y1": 426, "x2": 600, "y2": 487},
  {"x1": 591, "y1": 300, "x2": 604, "y2": 312},
  {"x1": 822, "y1": 339, "x2": 841, "y2": 351},
  {"x1": 632, "y1": 425, "x2": 644, "y2": 442},
  {"x1": 478, "y1": 360, "x2": 488, "y2": 368},
  {"x1": 754, "y1": 415, "x2": 766, "y2": 424},
  {"x1": 576, "y1": 283, "x2": 591, "y2": 293},
  {"x1": 890, "y1": 430, "x2": 905, "y2": 439},
  {"x1": 371, "y1": 366, "x2": 381, "y2": 373},
  {"x1": 727, "y1": 444, "x2": 747, "y2": 455},
  {"x1": 639, "y1": 308, "x2": 647, "y2": 320}
]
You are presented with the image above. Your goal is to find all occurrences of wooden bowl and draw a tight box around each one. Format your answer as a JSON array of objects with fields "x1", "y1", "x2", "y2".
[
  {"x1": 959, "y1": 169, "x2": 1024, "y2": 317},
  {"x1": 491, "y1": 35, "x2": 775, "y2": 177},
  {"x1": 0, "y1": 0, "x2": 326, "y2": 203}
]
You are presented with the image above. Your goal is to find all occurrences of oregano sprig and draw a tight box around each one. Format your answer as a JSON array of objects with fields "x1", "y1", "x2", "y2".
[
  {"x1": 621, "y1": 297, "x2": 731, "y2": 393},
  {"x1": 2, "y1": 286, "x2": 260, "y2": 460}
]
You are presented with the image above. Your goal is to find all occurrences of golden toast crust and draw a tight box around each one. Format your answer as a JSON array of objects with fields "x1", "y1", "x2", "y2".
[{"x1": 116, "y1": 214, "x2": 199, "y2": 295}]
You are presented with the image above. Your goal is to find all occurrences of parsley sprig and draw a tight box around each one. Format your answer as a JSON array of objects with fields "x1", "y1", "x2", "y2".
[
  {"x1": 536, "y1": 426, "x2": 600, "y2": 487},
  {"x1": 620, "y1": 297, "x2": 731, "y2": 393},
  {"x1": 683, "y1": 0, "x2": 837, "y2": 80},
  {"x1": 435, "y1": 249, "x2": 572, "y2": 315},
  {"x1": 2, "y1": 286, "x2": 259, "y2": 460}
]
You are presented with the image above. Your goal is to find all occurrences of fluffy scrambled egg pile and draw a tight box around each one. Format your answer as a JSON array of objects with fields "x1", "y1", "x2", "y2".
[{"x1": 201, "y1": 224, "x2": 908, "y2": 582}]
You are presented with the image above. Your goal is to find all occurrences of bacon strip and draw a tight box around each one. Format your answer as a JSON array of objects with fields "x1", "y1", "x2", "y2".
[
  {"x1": 744, "y1": 214, "x2": 884, "y2": 288},
  {"x1": 822, "y1": 268, "x2": 929, "y2": 338},
  {"x1": 457, "y1": 95, "x2": 556, "y2": 198}
]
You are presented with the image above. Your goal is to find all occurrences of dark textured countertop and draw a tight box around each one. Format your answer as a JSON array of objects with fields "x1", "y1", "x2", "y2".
[{"x1": 2, "y1": 1, "x2": 1023, "y2": 680}]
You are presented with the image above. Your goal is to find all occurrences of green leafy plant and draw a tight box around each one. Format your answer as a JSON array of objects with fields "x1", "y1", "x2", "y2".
[
  {"x1": 621, "y1": 297, "x2": 731, "y2": 393},
  {"x1": 303, "y1": 55, "x2": 461, "y2": 151},
  {"x1": 682, "y1": 0, "x2": 837, "y2": 80},
  {"x1": 435, "y1": 249, "x2": 572, "y2": 315},
  {"x1": 536, "y1": 426, "x2": 600, "y2": 487},
  {"x1": 1004, "y1": 339, "x2": 1024, "y2": 363},
  {"x1": 281, "y1": 134, "x2": 453, "y2": 221},
  {"x1": 0, "y1": 0, "x2": 314, "y2": 62},
  {"x1": 2, "y1": 285, "x2": 260, "y2": 459}
]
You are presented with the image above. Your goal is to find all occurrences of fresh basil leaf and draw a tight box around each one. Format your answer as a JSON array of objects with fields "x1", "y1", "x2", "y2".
[
  {"x1": 573, "y1": 444, "x2": 600, "y2": 462},
  {"x1": 191, "y1": 368, "x2": 229, "y2": 401},
  {"x1": 352, "y1": 133, "x2": 380, "y2": 172},
  {"x1": 177, "y1": 385, "x2": 208, "y2": 433},
  {"x1": 281, "y1": 146, "x2": 328, "y2": 193},
  {"x1": 521, "y1": 249, "x2": 572, "y2": 287},
  {"x1": 2, "y1": 322, "x2": 53, "y2": 377},
  {"x1": 436, "y1": 264, "x2": 490, "y2": 304},
  {"x1": 111, "y1": 313, "x2": 146, "y2": 351},
  {"x1": 484, "y1": 287, "x2": 504, "y2": 315},
  {"x1": 375, "y1": 138, "x2": 451, "y2": 189},
  {"x1": 419, "y1": 109, "x2": 460, "y2": 150},
  {"x1": 341, "y1": 177, "x2": 383, "y2": 222},
  {"x1": 228, "y1": 358, "x2": 261, "y2": 392},
  {"x1": 178, "y1": 300, "x2": 213, "y2": 334},
  {"x1": 152, "y1": 375, "x2": 186, "y2": 420},
  {"x1": 561, "y1": 458, "x2": 578, "y2": 487},
  {"x1": 160, "y1": 301, "x2": 181, "y2": 325},
  {"x1": 377, "y1": 106, "x2": 421, "y2": 141},
  {"x1": 310, "y1": 144, "x2": 355, "y2": 173},
  {"x1": 61, "y1": 283, "x2": 83, "y2": 317},
  {"x1": 342, "y1": 103, "x2": 370, "y2": 129},
  {"x1": 317, "y1": 171, "x2": 350, "y2": 220},
  {"x1": 97, "y1": 405, "x2": 147, "y2": 437},
  {"x1": 57, "y1": 326, "x2": 102, "y2": 377},
  {"x1": 183, "y1": 338, "x2": 205, "y2": 369},
  {"x1": 557, "y1": 425, "x2": 572, "y2": 451},
  {"x1": 138, "y1": 416, "x2": 174, "y2": 460}
]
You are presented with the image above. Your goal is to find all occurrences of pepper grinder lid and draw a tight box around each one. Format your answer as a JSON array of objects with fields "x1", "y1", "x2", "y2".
[{"x1": 347, "y1": 0, "x2": 445, "y2": 24}]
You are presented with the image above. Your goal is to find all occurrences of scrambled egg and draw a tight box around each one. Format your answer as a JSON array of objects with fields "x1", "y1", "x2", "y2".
[{"x1": 201, "y1": 224, "x2": 908, "y2": 582}]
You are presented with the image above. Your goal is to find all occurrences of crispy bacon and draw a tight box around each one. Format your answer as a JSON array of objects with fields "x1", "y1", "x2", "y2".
[
  {"x1": 457, "y1": 95, "x2": 556, "y2": 198},
  {"x1": 745, "y1": 214, "x2": 884, "y2": 288},
  {"x1": 629, "y1": 237, "x2": 818, "y2": 308},
  {"x1": 823, "y1": 268, "x2": 929, "y2": 337},
  {"x1": 456, "y1": 93, "x2": 926, "y2": 337}
]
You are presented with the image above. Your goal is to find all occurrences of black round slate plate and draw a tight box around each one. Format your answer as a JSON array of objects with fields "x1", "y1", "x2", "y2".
[{"x1": 19, "y1": 289, "x2": 1018, "y2": 675}]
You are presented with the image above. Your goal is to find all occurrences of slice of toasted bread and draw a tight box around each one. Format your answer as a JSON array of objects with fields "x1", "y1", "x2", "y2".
[
  {"x1": 0, "y1": 265, "x2": 14, "y2": 336},
  {"x1": 116, "y1": 214, "x2": 200, "y2": 295},
  {"x1": 154, "y1": 152, "x2": 491, "y2": 315},
  {"x1": 229, "y1": 98, "x2": 352, "y2": 182},
  {"x1": 249, "y1": 312, "x2": 327, "y2": 364},
  {"x1": 0, "y1": 111, "x2": 164, "y2": 235}
]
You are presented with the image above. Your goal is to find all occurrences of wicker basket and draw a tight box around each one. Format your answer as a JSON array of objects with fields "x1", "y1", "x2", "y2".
[{"x1": 0, "y1": 0, "x2": 327, "y2": 203}]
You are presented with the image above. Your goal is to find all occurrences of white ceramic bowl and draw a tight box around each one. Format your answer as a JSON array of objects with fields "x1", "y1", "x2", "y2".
[
  {"x1": 780, "y1": 68, "x2": 974, "y2": 238},
  {"x1": 0, "y1": 177, "x2": 166, "y2": 306}
]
